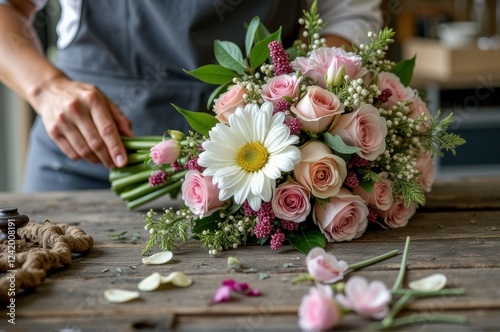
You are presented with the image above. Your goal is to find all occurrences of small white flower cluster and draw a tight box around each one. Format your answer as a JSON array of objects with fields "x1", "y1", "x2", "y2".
[
  {"x1": 233, "y1": 77, "x2": 264, "y2": 104},
  {"x1": 359, "y1": 31, "x2": 395, "y2": 73},
  {"x1": 343, "y1": 78, "x2": 381, "y2": 108}
]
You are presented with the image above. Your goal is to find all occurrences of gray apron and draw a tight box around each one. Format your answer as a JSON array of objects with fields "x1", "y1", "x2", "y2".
[{"x1": 24, "y1": 0, "x2": 302, "y2": 192}]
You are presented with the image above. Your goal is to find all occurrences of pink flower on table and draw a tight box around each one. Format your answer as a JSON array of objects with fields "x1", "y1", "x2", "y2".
[
  {"x1": 210, "y1": 279, "x2": 260, "y2": 305},
  {"x1": 293, "y1": 140, "x2": 347, "y2": 199},
  {"x1": 329, "y1": 104, "x2": 388, "y2": 161},
  {"x1": 272, "y1": 181, "x2": 311, "y2": 223},
  {"x1": 291, "y1": 47, "x2": 367, "y2": 88},
  {"x1": 336, "y1": 276, "x2": 391, "y2": 320},
  {"x1": 353, "y1": 171, "x2": 394, "y2": 211},
  {"x1": 376, "y1": 72, "x2": 415, "y2": 107},
  {"x1": 291, "y1": 86, "x2": 344, "y2": 134},
  {"x1": 376, "y1": 199, "x2": 417, "y2": 229},
  {"x1": 150, "y1": 140, "x2": 181, "y2": 165},
  {"x1": 213, "y1": 84, "x2": 247, "y2": 124},
  {"x1": 181, "y1": 170, "x2": 225, "y2": 218},
  {"x1": 298, "y1": 284, "x2": 342, "y2": 331},
  {"x1": 313, "y1": 188, "x2": 368, "y2": 242},
  {"x1": 415, "y1": 152, "x2": 435, "y2": 193},
  {"x1": 306, "y1": 247, "x2": 348, "y2": 284},
  {"x1": 261, "y1": 74, "x2": 301, "y2": 106}
]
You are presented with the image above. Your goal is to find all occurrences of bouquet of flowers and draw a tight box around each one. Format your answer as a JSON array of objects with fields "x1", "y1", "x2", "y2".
[{"x1": 109, "y1": 1, "x2": 465, "y2": 255}]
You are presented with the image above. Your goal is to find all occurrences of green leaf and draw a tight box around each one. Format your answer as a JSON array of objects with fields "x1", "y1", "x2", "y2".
[
  {"x1": 184, "y1": 65, "x2": 236, "y2": 85},
  {"x1": 254, "y1": 22, "x2": 271, "y2": 44},
  {"x1": 214, "y1": 40, "x2": 246, "y2": 75},
  {"x1": 249, "y1": 27, "x2": 282, "y2": 70},
  {"x1": 207, "y1": 83, "x2": 229, "y2": 111},
  {"x1": 287, "y1": 229, "x2": 326, "y2": 255},
  {"x1": 359, "y1": 179, "x2": 374, "y2": 193},
  {"x1": 245, "y1": 17, "x2": 260, "y2": 56},
  {"x1": 171, "y1": 104, "x2": 219, "y2": 137},
  {"x1": 392, "y1": 55, "x2": 416, "y2": 87},
  {"x1": 192, "y1": 214, "x2": 219, "y2": 234},
  {"x1": 322, "y1": 133, "x2": 361, "y2": 154}
]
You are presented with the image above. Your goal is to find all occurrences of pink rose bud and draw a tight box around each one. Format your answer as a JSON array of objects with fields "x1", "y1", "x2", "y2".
[
  {"x1": 376, "y1": 199, "x2": 417, "y2": 229},
  {"x1": 150, "y1": 140, "x2": 181, "y2": 165},
  {"x1": 306, "y1": 247, "x2": 348, "y2": 284},
  {"x1": 298, "y1": 284, "x2": 342, "y2": 331},
  {"x1": 336, "y1": 276, "x2": 392, "y2": 320},
  {"x1": 376, "y1": 71, "x2": 415, "y2": 107},
  {"x1": 353, "y1": 171, "x2": 394, "y2": 211},
  {"x1": 261, "y1": 74, "x2": 302, "y2": 106},
  {"x1": 181, "y1": 170, "x2": 225, "y2": 218}
]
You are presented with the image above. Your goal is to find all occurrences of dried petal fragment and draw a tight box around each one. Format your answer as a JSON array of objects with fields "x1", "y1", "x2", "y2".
[
  {"x1": 142, "y1": 251, "x2": 173, "y2": 265},
  {"x1": 104, "y1": 289, "x2": 140, "y2": 303},
  {"x1": 138, "y1": 272, "x2": 162, "y2": 291},
  {"x1": 161, "y1": 271, "x2": 193, "y2": 287},
  {"x1": 409, "y1": 273, "x2": 447, "y2": 292}
]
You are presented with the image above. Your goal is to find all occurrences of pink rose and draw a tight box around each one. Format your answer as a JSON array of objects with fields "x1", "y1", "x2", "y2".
[
  {"x1": 377, "y1": 72, "x2": 415, "y2": 107},
  {"x1": 409, "y1": 94, "x2": 432, "y2": 133},
  {"x1": 291, "y1": 47, "x2": 368, "y2": 87},
  {"x1": 306, "y1": 247, "x2": 348, "y2": 284},
  {"x1": 213, "y1": 85, "x2": 247, "y2": 123},
  {"x1": 313, "y1": 188, "x2": 368, "y2": 242},
  {"x1": 291, "y1": 86, "x2": 344, "y2": 134},
  {"x1": 376, "y1": 199, "x2": 417, "y2": 228},
  {"x1": 415, "y1": 152, "x2": 435, "y2": 193},
  {"x1": 293, "y1": 140, "x2": 347, "y2": 199},
  {"x1": 329, "y1": 104, "x2": 387, "y2": 161},
  {"x1": 336, "y1": 276, "x2": 392, "y2": 320},
  {"x1": 272, "y1": 181, "x2": 311, "y2": 223},
  {"x1": 181, "y1": 170, "x2": 225, "y2": 218},
  {"x1": 150, "y1": 140, "x2": 181, "y2": 165},
  {"x1": 298, "y1": 284, "x2": 342, "y2": 331},
  {"x1": 353, "y1": 172, "x2": 394, "y2": 211},
  {"x1": 261, "y1": 74, "x2": 301, "y2": 106}
]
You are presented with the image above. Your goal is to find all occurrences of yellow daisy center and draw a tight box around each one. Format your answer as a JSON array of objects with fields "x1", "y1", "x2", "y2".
[{"x1": 237, "y1": 142, "x2": 269, "y2": 172}]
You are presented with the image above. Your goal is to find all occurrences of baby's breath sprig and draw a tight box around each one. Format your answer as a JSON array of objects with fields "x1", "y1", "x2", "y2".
[
  {"x1": 294, "y1": 0, "x2": 327, "y2": 57},
  {"x1": 358, "y1": 28, "x2": 396, "y2": 73},
  {"x1": 142, "y1": 208, "x2": 195, "y2": 254}
]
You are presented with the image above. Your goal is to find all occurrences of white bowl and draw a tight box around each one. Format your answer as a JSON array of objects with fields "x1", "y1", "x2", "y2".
[{"x1": 438, "y1": 22, "x2": 479, "y2": 47}]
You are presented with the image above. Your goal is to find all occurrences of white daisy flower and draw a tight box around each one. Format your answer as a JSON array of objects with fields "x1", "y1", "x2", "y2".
[{"x1": 198, "y1": 102, "x2": 301, "y2": 211}]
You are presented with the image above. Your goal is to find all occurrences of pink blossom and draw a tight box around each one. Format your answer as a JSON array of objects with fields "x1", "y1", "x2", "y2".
[
  {"x1": 210, "y1": 279, "x2": 260, "y2": 305},
  {"x1": 298, "y1": 284, "x2": 342, "y2": 331},
  {"x1": 306, "y1": 247, "x2": 348, "y2": 284},
  {"x1": 213, "y1": 84, "x2": 247, "y2": 123},
  {"x1": 336, "y1": 276, "x2": 391, "y2": 320},
  {"x1": 376, "y1": 72, "x2": 415, "y2": 108},
  {"x1": 292, "y1": 47, "x2": 367, "y2": 88},
  {"x1": 150, "y1": 140, "x2": 181, "y2": 165},
  {"x1": 376, "y1": 199, "x2": 417, "y2": 228},
  {"x1": 353, "y1": 171, "x2": 394, "y2": 211},
  {"x1": 181, "y1": 170, "x2": 225, "y2": 218},
  {"x1": 313, "y1": 188, "x2": 368, "y2": 242},
  {"x1": 272, "y1": 181, "x2": 311, "y2": 223},
  {"x1": 261, "y1": 74, "x2": 301, "y2": 106},
  {"x1": 291, "y1": 86, "x2": 344, "y2": 134},
  {"x1": 415, "y1": 152, "x2": 435, "y2": 193},
  {"x1": 293, "y1": 140, "x2": 347, "y2": 199},
  {"x1": 329, "y1": 104, "x2": 388, "y2": 161},
  {"x1": 409, "y1": 94, "x2": 432, "y2": 132}
]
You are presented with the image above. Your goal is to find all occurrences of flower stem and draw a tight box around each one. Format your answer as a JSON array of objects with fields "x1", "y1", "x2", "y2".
[
  {"x1": 392, "y1": 236, "x2": 411, "y2": 292},
  {"x1": 291, "y1": 274, "x2": 314, "y2": 284},
  {"x1": 368, "y1": 314, "x2": 467, "y2": 331},
  {"x1": 111, "y1": 169, "x2": 154, "y2": 193},
  {"x1": 347, "y1": 249, "x2": 399, "y2": 271},
  {"x1": 123, "y1": 139, "x2": 162, "y2": 150},
  {"x1": 121, "y1": 135, "x2": 164, "y2": 141},
  {"x1": 109, "y1": 163, "x2": 150, "y2": 181},
  {"x1": 127, "y1": 152, "x2": 149, "y2": 164},
  {"x1": 127, "y1": 181, "x2": 182, "y2": 210},
  {"x1": 381, "y1": 292, "x2": 412, "y2": 327}
]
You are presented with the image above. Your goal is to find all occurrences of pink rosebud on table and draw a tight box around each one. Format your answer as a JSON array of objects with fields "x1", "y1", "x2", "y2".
[
  {"x1": 306, "y1": 247, "x2": 348, "y2": 284},
  {"x1": 298, "y1": 284, "x2": 342, "y2": 331},
  {"x1": 150, "y1": 140, "x2": 181, "y2": 165}
]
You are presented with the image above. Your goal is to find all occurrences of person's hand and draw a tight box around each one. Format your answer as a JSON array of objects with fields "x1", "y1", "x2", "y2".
[{"x1": 30, "y1": 73, "x2": 133, "y2": 169}]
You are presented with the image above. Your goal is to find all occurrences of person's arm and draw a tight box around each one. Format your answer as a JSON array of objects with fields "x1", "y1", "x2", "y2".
[{"x1": 0, "y1": 0, "x2": 132, "y2": 169}]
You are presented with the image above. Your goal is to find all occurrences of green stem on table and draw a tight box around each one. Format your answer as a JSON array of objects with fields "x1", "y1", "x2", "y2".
[
  {"x1": 392, "y1": 236, "x2": 411, "y2": 292},
  {"x1": 347, "y1": 249, "x2": 399, "y2": 271},
  {"x1": 291, "y1": 274, "x2": 314, "y2": 284},
  {"x1": 381, "y1": 292, "x2": 413, "y2": 327},
  {"x1": 127, "y1": 181, "x2": 183, "y2": 210},
  {"x1": 392, "y1": 288, "x2": 466, "y2": 297},
  {"x1": 111, "y1": 169, "x2": 154, "y2": 193},
  {"x1": 127, "y1": 152, "x2": 149, "y2": 164},
  {"x1": 109, "y1": 163, "x2": 151, "y2": 181},
  {"x1": 368, "y1": 314, "x2": 467, "y2": 331}
]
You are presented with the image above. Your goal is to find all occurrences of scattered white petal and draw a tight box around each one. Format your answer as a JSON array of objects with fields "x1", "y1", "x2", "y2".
[
  {"x1": 141, "y1": 251, "x2": 173, "y2": 265},
  {"x1": 161, "y1": 272, "x2": 193, "y2": 287},
  {"x1": 138, "y1": 272, "x2": 162, "y2": 291},
  {"x1": 409, "y1": 273, "x2": 447, "y2": 292},
  {"x1": 104, "y1": 289, "x2": 140, "y2": 303}
]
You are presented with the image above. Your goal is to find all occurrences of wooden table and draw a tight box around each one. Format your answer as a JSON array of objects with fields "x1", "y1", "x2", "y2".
[{"x1": 1, "y1": 177, "x2": 500, "y2": 331}]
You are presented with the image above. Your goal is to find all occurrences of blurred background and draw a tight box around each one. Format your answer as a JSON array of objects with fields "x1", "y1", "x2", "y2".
[{"x1": 1, "y1": 0, "x2": 500, "y2": 191}]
